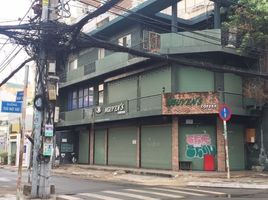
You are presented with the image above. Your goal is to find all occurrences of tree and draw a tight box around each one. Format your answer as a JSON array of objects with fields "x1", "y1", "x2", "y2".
[
  {"x1": 224, "y1": 0, "x2": 268, "y2": 53},
  {"x1": 224, "y1": 0, "x2": 268, "y2": 102}
]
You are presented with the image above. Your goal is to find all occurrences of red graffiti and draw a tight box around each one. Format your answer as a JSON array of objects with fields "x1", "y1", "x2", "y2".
[{"x1": 186, "y1": 134, "x2": 211, "y2": 147}]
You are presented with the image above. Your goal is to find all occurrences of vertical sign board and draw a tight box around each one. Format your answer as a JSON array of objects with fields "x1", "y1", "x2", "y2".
[
  {"x1": 219, "y1": 104, "x2": 232, "y2": 179},
  {"x1": 16, "y1": 91, "x2": 24, "y2": 102},
  {"x1": 1, "y1": 101, "x2": 22, "y2": 113}
]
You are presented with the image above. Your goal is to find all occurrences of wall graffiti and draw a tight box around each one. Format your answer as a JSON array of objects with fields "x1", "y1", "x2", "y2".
[{"x1": 185, "y1": 134, "x2": 216, "y2": 159}]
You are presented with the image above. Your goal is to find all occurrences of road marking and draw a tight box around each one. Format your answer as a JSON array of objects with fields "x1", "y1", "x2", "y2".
[
  {"x1": 125, "y1": 189, "x2": 184, "y2": 198},
  {"x1": 57, "y1": 195, "x2": 83, "y2": 200},
  {"x1": 78, "y1": 193, "x2": 122, "y2": 200},
  {"x1": 103, "y1": 190, "x2": 160, "y2": 200},
  {"x1": 176, "y1": 187, "x2": 226, "y2": 195},
  {"x1": 151, "y1": 187, "x2": 206, "y2": 196}
]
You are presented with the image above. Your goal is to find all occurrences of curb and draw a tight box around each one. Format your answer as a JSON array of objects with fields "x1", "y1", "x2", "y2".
[
  {"x1": 187, "y1": 181, "x2": 268, "y2": 189},
  {"x1": 53, "y1": 166, "x2": 176, "y2": 178}
]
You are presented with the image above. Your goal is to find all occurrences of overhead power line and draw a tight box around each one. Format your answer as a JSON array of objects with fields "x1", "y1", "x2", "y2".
[{"x1": 0, "y1": 57, "x2": 34, "y2": 88}]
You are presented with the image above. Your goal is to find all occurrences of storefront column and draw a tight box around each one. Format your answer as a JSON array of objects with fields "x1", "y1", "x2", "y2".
[
  {"x1": 105, "y1": 128, "x2": 108, "y2": 165},
  {"x1": 136, "y1": 126, "x2": 141, "y2": 168},
  {"x1": 172, "y1": 116, "x2": 179, "y2": 171},
  {"x1": 217, "y1": 118, "x2": 226, "y2": 171},
  {"x1": 89, "y1": 128, "x2": 94, "y2": 164}
]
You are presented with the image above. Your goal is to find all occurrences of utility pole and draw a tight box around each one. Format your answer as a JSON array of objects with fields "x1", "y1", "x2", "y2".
[
  {"x1": 31, "y1": 0, "x2": 58, "y2": 198},
  {"x1": 16, "y1": 65, "x2": 29, "y2": 200}
]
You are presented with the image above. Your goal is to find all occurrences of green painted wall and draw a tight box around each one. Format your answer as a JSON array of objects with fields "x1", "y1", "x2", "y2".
[
  {"x1": 141, "y1": 125, "x2": 172, "y2": 169},
  {"x1": 108, "y1": 127, "x2": 137, "y2": 167},
  {"x1": 107, "y1": 76, "x2": 138, "y2": 103},
  {"x1": 228, "y1": 123, "x2": 245, "y2": 170},
  {"x1": 224, "y1": 73, "x2": 243, "y2": 107},
  {"x1": 139, "y1": 67, "x2": 171, "y2": 111},
  {"x1": 78, "y1": 130, "x2": 89, "y2": 164},
  {"x1": 78, "y1": 48, "x2": 98, "y2": 67},
  {"x1": 160, "y1": 29, "x2": 221, "y2": 54},
  {"x1": 65, "y1": 109, "x2": 84, "y2": 122},
  {"x1": 179, "y1": 125, "x2": 216, "y2": 170},
  {"x1": 140, "y1": 67, "x2": 171, "y2": 96},
  {"x1": 177, "y1": 67, "x2": 214, "y2": 92},
  {"x1": 94, "y1": 129, "x2": 106, "y2": 165},
  {"x1": 224, "y1": 73, "x2": 242, "y2": 94}
]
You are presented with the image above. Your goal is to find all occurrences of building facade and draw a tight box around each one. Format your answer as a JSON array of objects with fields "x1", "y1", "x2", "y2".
[{"x1": 56, "y1": 0, "x2": 267, "y2": 171}]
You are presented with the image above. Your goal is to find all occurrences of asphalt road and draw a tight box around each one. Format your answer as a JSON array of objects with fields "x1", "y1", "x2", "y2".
[{"x1": 1, "y1": 168, "x2": 268, "y2": 200}]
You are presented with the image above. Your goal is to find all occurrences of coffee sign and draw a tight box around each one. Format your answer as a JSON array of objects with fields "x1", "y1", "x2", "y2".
[{"x1": 162, "y1": 92, "x2": 219, "y2": 115}]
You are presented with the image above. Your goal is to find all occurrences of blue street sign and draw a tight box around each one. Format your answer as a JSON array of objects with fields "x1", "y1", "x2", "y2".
[
  {"x1": 1, "y1": 101, "x2": 22, "y2": 113},
  {"x1": 16, "y1": 91, "x2": 24, "y2": 102},
  {"x1": 219, "y1": 104, "x2": 232, "y2": 121}
]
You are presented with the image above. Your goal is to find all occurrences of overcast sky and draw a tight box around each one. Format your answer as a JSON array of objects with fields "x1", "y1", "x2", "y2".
[{"x1": 0, "y1": 0, "x2": 33, "y2": 84}]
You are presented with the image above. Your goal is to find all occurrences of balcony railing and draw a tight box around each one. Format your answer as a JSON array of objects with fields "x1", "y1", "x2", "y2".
[
  {"x1": 57, "y1": 91, "x2": 262, "y2": 127},
  {"x1": 58, "y1": 94, "x2": 162, "y2": 126}
]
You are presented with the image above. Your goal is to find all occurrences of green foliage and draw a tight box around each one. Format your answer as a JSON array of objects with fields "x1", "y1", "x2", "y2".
[{"x1": 224, "y1": 0, "x2": 268, "y2": 52}]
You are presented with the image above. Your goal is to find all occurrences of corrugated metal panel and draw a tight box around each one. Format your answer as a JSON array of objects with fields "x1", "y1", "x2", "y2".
[
  {"x1": 78, "y1": 130, "x2": 89, "y2": 164},
  {"x1": 179, "y1": 125, "x2": 216, "y2": 170},
  {"x1": 140, "y1": 67, "x2": 171, "y2": 96},
  {"x1": 94, "y1": 129, "x2": 106, "y2": 165},
  {"x1": 228, "y1": 124, "x2": 245, "y2": 170},
  {"x1": 177, "y1": 67, "x2": 214, "y2": 92},
  {"x1": 107, "y1": 76, "x2": 137, "y2": 103},
  {"x1": 141, "y1": 124, "x2": 172, "y2": 169},
  {"x1": 108, "y1": 127, "x2": 137, "y2": 167}
]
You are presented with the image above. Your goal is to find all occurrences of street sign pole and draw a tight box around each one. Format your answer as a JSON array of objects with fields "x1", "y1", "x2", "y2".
[
  {"x1": 16, "y1": 65, "x2": 29, "y2": 200},
  {"x1": 223, "y1": 120, "x2": 230, "y2": 179},
  {"x1": 219, "y1": 104, "x2": 232, "y2": 179}
]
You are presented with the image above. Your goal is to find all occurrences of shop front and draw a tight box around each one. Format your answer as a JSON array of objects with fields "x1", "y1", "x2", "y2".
[{"x1": 163, "y1": 92, "x2": 220, "y2": 171}]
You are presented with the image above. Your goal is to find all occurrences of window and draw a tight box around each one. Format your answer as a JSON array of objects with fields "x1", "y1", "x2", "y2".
[
  {"x1": 68, "y1": 59, "x2": 77, "y2": 71},
  {"x1": 89, "y1": 87, "x2": 94, "y2": 106},
  {"x1": 96, "y1": 17, "x2": 109, "y2": 28},
  {"x1": 72, "y1": 91, "x2": 77, "y2": 110},
  {"x1": 98, "y1": 48, "x2": 105, "y2": 59},
  {"x1": 98, "y1": 84, "x2": 104, "y2": 105},
  {"x1": 83, "y1": 88, "x2": 89, "y2": 107},
  {"x1": 78, "y1": 89, "x2": 83, "y2": 108},
  {"x1": 118, "y1": 34, "x2": 131, "y2": 47},
  {"x1": 68, "y1": 86, "x2": 95, "y2": 111},
  {"x1": 143, "y1": 31, "x2": 160, "y2": 52}
]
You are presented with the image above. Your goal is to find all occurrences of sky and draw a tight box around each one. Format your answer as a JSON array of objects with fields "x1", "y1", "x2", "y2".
[
  {"x1": 0, "y1": 0, "x2": 33, "y2": 84},
  {"x1": 0, "y1": 0, "x2": 34, "y2": 119}
]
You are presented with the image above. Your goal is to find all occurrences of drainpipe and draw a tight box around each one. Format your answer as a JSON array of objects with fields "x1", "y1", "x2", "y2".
[
  {"x1": 171, "y1": 0, "x2": 178, "y2": 33},
  {"x1": 214, "y1": 0, "x2": 221, "y2": 29}
]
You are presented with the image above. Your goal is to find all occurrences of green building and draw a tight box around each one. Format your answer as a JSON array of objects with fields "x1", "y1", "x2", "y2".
[{"x1": 56, "y1": 0, "x2": 266, "y2": 171}]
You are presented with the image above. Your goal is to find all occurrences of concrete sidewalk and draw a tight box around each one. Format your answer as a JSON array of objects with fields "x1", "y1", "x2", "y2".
[{"x1": 52, "y1": 164, "x2": 268, "y2": 189}]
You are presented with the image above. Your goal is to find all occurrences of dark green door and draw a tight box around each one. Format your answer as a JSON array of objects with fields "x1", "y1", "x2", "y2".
[
  {"x1": 141, "y1": 125, "x2": 172, "y2": 169},
  {"x1": 228, "y1": 124, "x2": 245, "y2": 170},
  {"x1": 94, "y1": 129, "x2": 106, "y2": 165},
  {"x1": 78, "y1": 130, "x2": 89, "y2": 164},
  {"x1": 179, "y1": 125, "x2": 216, "y2": 170},
  {"x1": 108, "y1": 127, "x2": 137, "y2": 167}
]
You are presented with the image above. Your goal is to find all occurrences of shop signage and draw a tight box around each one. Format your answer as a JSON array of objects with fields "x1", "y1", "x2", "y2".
[
  {"x1": 1, "y1": 101, "x2": 22, "y2": 113},
  {"x1": 95, "y1": 102, "x2": 127, "y2": 115},
  {"x1": 162, "y1": 92, "x2": 219, "y2": 115},
  {"x1": 16, "y1": 91, "x2": 24, "y2": 102}
]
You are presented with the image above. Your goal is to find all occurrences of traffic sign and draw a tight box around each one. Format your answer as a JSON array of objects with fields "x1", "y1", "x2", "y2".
[
  {"x1": 219, "y1": 104, "x2": 232, "y2": 121},
  {"x1": 16, "y1": 91, "x2": 24, "y2": 102},
  {"x1": 1, "y1": 101, "x2": 22, "y2": 113}
]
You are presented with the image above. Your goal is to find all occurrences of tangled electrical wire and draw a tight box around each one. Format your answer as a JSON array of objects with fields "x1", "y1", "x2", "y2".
[{"x1": 0, "y1": 0, "x2": 267, "y2": 92}]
